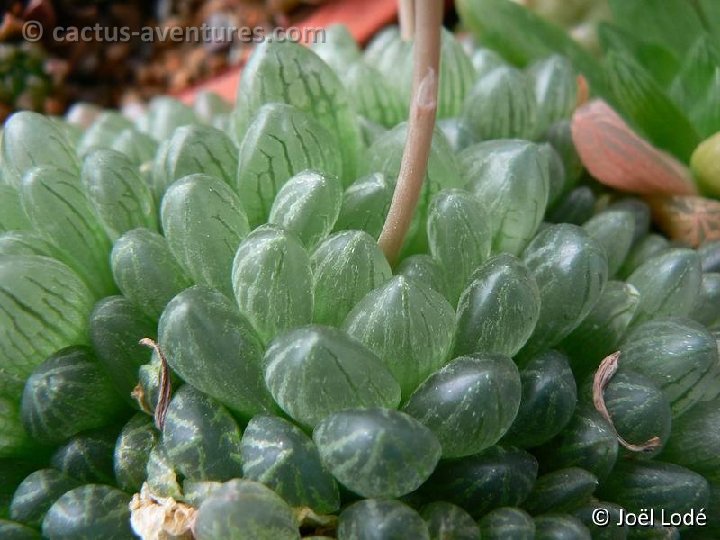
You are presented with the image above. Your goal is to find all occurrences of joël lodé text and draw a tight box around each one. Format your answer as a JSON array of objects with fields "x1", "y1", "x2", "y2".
[{"x1": 616, "y1": 508, "x2": 707, "y2": 528}]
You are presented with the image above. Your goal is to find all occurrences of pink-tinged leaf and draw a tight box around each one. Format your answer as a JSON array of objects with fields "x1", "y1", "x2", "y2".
[
  {"x1": 571, "y1": 100, "x2": 697, "y2": 196},
  {"x1": 649, "y1": 195, "x2": 720, "y2": 247}
]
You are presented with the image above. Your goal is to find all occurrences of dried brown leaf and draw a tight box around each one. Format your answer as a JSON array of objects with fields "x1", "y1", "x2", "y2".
[{"x1": 649, "y1": 195, "x2": 720, "y2": 247}]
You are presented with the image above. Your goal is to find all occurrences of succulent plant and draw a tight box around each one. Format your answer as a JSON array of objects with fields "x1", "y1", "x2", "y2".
[{"x1": 0, "y1": 7, "x2": 718, "y2": 538}]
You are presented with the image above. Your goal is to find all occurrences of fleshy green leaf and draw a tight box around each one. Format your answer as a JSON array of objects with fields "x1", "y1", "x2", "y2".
[
  {"x1": 234, "y1": 40, "x2": 361, "y2": 185},
  {"x1": 89, "y1": 295, "x2": 156, "y2": 405},
  {"x1": 0, "y1": 397, "x2": 34, "y2": 458},
  {"x1": 162, "y1": 385, "x2": 244, "y2": 482},
  {"x1": 363, "y1": 124, "x2": 463, "y2": 255},
  {"x1": 368, "y1": 28, "x2": 474, "y2": 120},
  {"x1": 626, "y1": 248, "x2": 702, "y2": 326},
  {"x1": 264, "y1": 326, "x2": 401, "y2": 428},
  {"x1": 535, "y1": 404, "x2": 617, "y2": 481},
  {"x1": 403, "y1": 354, "x2": 521, "y2": 458},
  {"x1": 620, "y1": 318, "x2": 718, "y2": 417},
  {"x1": 427, "y1": 189, "x2": 491, "y2": 305},
  {"x1": 338, "y1": 500, "x2": 429, "y2": 540},
  {"x1": 1, "y1": 112, "x2": 79, "y2": 188},
  {"x1": 314, "y1": 408, "x2": 441, "y2": 498},
  {"x1": 159, "y1": 285, "x2": 275, "y2": 418},
  {"x1": 51, "y1": 427, "x2": 118, "y2": 484},
  {"x1": 0, "y1": 231, "x2": 62, "y2": 259},
  {"x1": 194, "y1": 480, "x2": 300, "y2": 540},
  {"x1": 82, "y1": 149, "x2": 158, "y2": 241},
  {"x1": 161, "y1": 125, "x2": 238, "y2": 194},
  {"x1": 161, "y1": 174, "x2": 249, "y2": 297},
  {"x1": 697, "y1": 0, "x2": 720, "y2": 47},
  {"x1": 608, "y1": 0, "x2": 705, "y2": 58},
  {"x1": 0, "y1": 185, "x2": 30, "y2": 233},
  {"x1": 662, "y1": 398, "x2": 720, "y2": 483},
  {"x1": 364, "y1": 27, "x2": 413, "y2": 113},
  {"x1": 110, "y1": 228, "x2": 192, "y2": 321},
  {"x1": 479, "y1": 508, "x2": 535, "y2": 540},
  {"x1": 597, "y1": 460, "x2": 709, "y2": 517},
  {"x1": 671, "y1": 35, "x2": 720, "y2": 101},
  {"x1": 113, "y1": 414, "x2": 158, "y2": 493},
  {"x1": 268, "y1": 170, "x2": 342, "y2": 250},
  {"x1": 232, "y1": 225, "x2": 313, "y2": 344},
  {"x1": 523, "y1": 468, "x2": 598, "y2": 515},
  {"x1": 460, "y1": 140, "x2": 549, "y2": 256},
  {"x1": 0, "y1": 255, "x2": 94, "y2": 388},
  {"x1": 502, "y1": 350, "x2": 577, "y2": 449},
  {"x1": 582, "y1": 209, "x2": 636, "y2": 277},
  {"x1": 533, "y1": 515, "x2": 591, "y2": 539},
  {"x1": 42, "y1": 485, "x2": 132, "y2": 540},
  {"x1": 343, "y1": 276, "x2": 456, "y2": 397},
  {"x1": 528, "y1": 55, "x2": 577, "y2": 136},
  {"x1": 605, "y1": 52, "x2": 700, "y2": 162},
  {"x1": 343, "y1": 62, "x2": 405, "y2": 128},
  {"x1": 692, "y1": 71, "x2": 720, "y2": 138},
  {"x1": 141, "y1": 96, "x2": 198, "y2": 142},
  {"x1": 421, "y1": 502, "x2": 480, "y2": 540},
  {"x1": 110, "y1": 128, "x2": 158, "y2": 166},
  {"x1": 311, "y1": 230, "x2": 392, "y2": 327},
  {"x1": 193, "y1": 91, "x2": 232, "y2": 124},
  {"x1": 519, "y1": 225, "x2": 608, "y2": 363},
  {"x1": 434, "y1": 29, "x2": 477, "y2": 119},
  {"x1": 395, "y1": 254, "x2": 447, "y2": 297},
  {"x1": 472, "y1": 48, "x2": 508, "y2": 78},
  {"x1": 417, "y1": 446, "x2": 538, "y2": 519},
  {"x1": 21, "y1": 346, "x2": 126, "y2": 445},
  {"x1": 310, "y1": 24, "x2": 361, "y2": 76},
  {"x1": 334, "y1": 173, "x2": 393, "y2": 240},
  {"x1": 76, "y1": 112, "x2": 134, "y2": 159},
  {"x1": 454, "y1": 254, "x2": 540, "y2": 358},
  {"x1": 241, "y1": 415, "x2": 339, "y2": 513},
  {"x1": 460, "y1": 67, "x2": 538, "y2": 144},
  {"x1": 10, "y1": 469, "x2": 80, "y2": 527},
  {"x1": 22, "y1": 166, "x2": 115, "y2": 298},
  {"x1": 560, "y1": 281, "x2": 640, "y2": 377},
  {"x1": 598, "y1": 23, "x2": 680, "y2": 89},
  {"x1": 236, "y1": 104, "x2": 343, "y2": 227}
]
